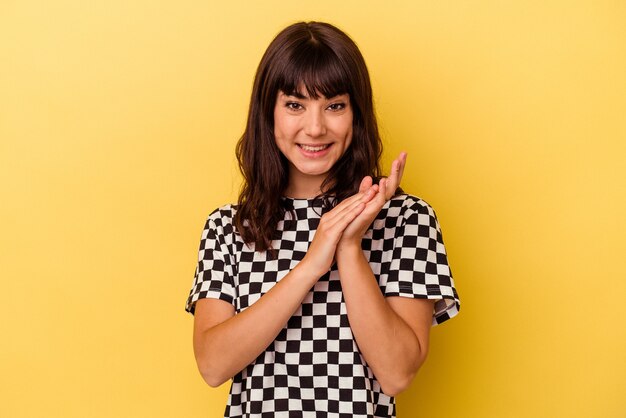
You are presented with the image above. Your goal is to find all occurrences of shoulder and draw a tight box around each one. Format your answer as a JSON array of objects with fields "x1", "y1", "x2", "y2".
[
  {"x1": 202, "y1": 203, "x2": 239, "y2": 236},
  {"x1": 206, "y1": 203, "x2": 237, "y2": 223},
  {"x1": 384, "y1": 193, "x2": 439, "y2": 219},
  {"x1": 373, "y1": 193, "x2": 444, "y2": 235}
]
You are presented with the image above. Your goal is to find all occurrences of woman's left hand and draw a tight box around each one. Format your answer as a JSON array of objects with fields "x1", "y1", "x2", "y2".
[{"x1": 338, "y1": 152, "x2": 407, "y2": 247}]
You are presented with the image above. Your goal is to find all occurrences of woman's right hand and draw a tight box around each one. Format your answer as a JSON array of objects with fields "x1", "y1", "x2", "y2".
[
  {"x1": 299, "y1": 187, "x2": 379, "y2": 278},
  {"x1": 192, "y1": 187, "x2": 377, "y2": 387},
  {"x1": 193, "y1": 186, "x2": 380, "y2": 387}
]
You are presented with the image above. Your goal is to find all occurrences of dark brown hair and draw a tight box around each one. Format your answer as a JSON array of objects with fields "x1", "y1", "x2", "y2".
[{"x1": 234, "y1": 21, "x2": 383, "y2": 252}]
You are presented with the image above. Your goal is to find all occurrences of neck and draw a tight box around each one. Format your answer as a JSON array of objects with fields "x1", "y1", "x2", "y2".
[{"x1": 284, "y1": 171, "x2": 328, "y2": 199}]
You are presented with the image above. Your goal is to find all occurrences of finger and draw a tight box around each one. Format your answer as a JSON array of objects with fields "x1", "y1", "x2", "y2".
[
  {"x1": 341, "y1": 187, "x2": 378, "y2": 214},
  {"x1": 396, "y1": 152, "x2": 407, "y2": 187},
  {"x1": 317, "y1": 197, "x2": 367, "y2": 243},
  {"x1": 379, "y1": 178, "x2": 388, "y2": 203},
  {"x1": 328, "y1": 200, "x2": 367, "y2": 233},
  {"x1": 358, "y1": 176, "x2": 373, "y2": 193},
  {"x1": 362, "y1": 180, "x2": 386, "y2": 213},
  {"x1": 324, "y1": 189, "x2": 374, "y2": 224},
  {"x1": 331, "y1": 183, "x2": 379, "y2": 216},
  {"x1": 359, "y1": 184, "x2": 379, "y2": 205},
  {"x1": 389, "y1": 157, "x2": 400, "y2": 186},
  {"x1": 326, "y1": 186, "x2": 381, "y2": 233},
  {"x1": 386, "y1": 152, "x2": 407, "y2": 199},
  {"x1": 340, "y1": 189, "x2": 374, "y2": 209},
  {"x1": 349, "y1": 180, "x2": 388, "y2": 225}
]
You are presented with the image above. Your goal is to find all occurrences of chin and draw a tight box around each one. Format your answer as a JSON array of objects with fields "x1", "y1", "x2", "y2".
[{"x1": 296, "y1": 164, "x2": 333, "y2": 177}]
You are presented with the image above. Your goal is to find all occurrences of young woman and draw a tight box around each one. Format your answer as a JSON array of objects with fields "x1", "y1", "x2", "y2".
[{"x1": 186, "y1": 21, "x2": 460, "y2": 418}]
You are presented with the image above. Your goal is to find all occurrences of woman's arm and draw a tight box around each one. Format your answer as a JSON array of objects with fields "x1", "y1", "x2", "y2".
[
  {"x1": 335, "y1": 243, "x2": 434, "y2": 396},
  {"x1": 193, "y1": 261, "x2": 321, "y2": 387},
  {"x1": 193, "y1": 189, "x2": 377, "y2": 387},
  {"x1": 335, "y1": 152, "x2": 434, "y2": 396}
]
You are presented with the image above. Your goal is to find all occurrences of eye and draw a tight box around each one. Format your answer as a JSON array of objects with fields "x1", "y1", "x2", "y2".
[
  {"x1": 327, "y1": 102, "x2": 346, "y2": 111},
  {"x1": 286, "y1": 102, "x2": 303, "y2": 111}
]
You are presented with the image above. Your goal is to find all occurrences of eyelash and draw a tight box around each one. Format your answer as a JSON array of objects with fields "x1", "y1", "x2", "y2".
[
  {"x1": 327, "y1": 102, "x2": 346, "y2": 111},
  {"x1": 285, "y1": 102, "x2": 346, "y2": 111},
  {"x1": 286, "y1": 102, "x2": 303, "y2": 111}
]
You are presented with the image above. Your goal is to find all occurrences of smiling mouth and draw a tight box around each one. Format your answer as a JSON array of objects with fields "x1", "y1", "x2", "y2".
[{"x1": 297, "y1": 144, "x2": 331, "y2": 152}]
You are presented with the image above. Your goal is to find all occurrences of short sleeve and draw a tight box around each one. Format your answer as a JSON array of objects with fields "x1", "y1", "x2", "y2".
[
  {"x1": 185, "y1": 207, "x2": 237, "y2": 315},
  {"x1": 382, "y1": 196, "x2": 460, "y2": 325}
]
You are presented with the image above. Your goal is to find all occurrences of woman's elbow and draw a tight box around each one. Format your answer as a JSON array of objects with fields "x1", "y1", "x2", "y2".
[
  {"x1": 379, "y1": 352, "x2": 429, "y2": 396},
  {"x1": 203, "y1": 374, "x2": 230, "y2": 388},
  {"x1": 196, "y1": 356, "x2": 231, "y2": 388},
  {"x1": 200, "y1": 370, "x2": 230, "y2": 388},
  {"x1": 379, "y1": 370, "x2": 417, "y2": 397}
]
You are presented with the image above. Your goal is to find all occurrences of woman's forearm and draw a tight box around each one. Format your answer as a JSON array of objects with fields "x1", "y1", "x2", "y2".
[
  {"x1": 195, "y1": 191, "x2": 377, "y2": 387},
  {"x1": 194, "y1": 261, "x2": 321, "y2": 387},
  {"x1": 335, "y1": 242, "x2": 429, "y2": 396}
]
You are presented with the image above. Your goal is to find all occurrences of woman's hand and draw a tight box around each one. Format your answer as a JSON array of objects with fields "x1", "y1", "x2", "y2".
[
  {"x1": 333, "y1": 152, "x2": 432, "y2": 396},
  {"x1": 338, "y1": 152, "x2": 407, "y2": 247},
  {"x1": 299, "y1": 187, "x2": 378, "y2": 278},
  {"x1": 193, "y1": 187, "x2": 379, "y2": 388},
  {"x1": 299, "y1": 151, "x2": 406, "y2": 277},
  {"x1": 382, "y1": 151, "x2": 407, "y2": 200}
]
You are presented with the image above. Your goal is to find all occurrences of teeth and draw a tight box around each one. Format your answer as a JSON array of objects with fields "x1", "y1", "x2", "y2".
[{"x1": 300, "y1": 144, "x2": 330, "y2": 152}]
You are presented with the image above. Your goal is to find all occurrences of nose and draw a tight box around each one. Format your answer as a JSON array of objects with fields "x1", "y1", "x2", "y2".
[{"x1": 303, "y1": 109, "x2": 327, "y2": 138}]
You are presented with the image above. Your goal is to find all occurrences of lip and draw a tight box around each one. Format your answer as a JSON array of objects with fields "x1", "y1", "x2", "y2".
[{"x1": 297, "y1": 143, "x2": 333, "y2": 158}]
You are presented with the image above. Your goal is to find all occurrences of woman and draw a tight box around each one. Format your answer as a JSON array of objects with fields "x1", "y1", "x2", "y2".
[{"x1": 186, "y1": 21, "x2": 460, "y2": 417}]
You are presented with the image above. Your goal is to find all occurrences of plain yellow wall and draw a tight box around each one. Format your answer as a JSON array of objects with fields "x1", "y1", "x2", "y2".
[{"x1": 1, "y1": 1, "x2": 625, "y2": 417}]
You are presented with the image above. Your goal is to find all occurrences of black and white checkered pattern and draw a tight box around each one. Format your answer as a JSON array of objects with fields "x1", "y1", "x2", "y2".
[{"x1": 186, "y1": 194, "x2": 460, "y2": 418}]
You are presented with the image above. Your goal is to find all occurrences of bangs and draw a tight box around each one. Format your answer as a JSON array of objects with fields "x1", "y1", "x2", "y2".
[{"x1": 276, "y1": 43, "x2": 351, "y2": 99}]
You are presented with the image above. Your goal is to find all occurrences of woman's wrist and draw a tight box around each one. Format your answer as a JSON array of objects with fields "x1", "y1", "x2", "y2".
[
  {"x1": 337, "y1": 236, "x2": 363, "y2": 251},
  {"x1": 335, "y1": 239, "x2": 365, "y2": 264},
  {"x1": 296, "y1": 254, "x2": 332, "y2": 281}
]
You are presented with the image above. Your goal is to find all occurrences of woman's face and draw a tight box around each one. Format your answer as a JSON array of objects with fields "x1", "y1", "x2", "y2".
[{"x1": 273, "y1": 89, "x2": 353, "y2": 196}]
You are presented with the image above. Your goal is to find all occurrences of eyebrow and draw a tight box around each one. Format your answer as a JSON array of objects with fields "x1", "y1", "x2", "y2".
[
  {"x1": 282, "y1": 91, "x2": 308, "y2": 100},
  {"x1": 281, "y1": 91, "x2": 348, "y2": 100}
]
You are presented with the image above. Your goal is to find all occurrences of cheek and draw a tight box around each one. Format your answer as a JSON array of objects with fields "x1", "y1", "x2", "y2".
[
  {"x1": 344, "y1": 128, "x2": 354, "y2": 151},
  {"x1": 340, "y1": 119, "x2": 354, "y2": 147},
  {"x1": 329, "y1": 116, "x2": 353, "y2": 138},
  {"x1": 273, "y1": 112, "x2": 282, "y2": 137},
  {"x1": 273, "y1": 107, "x2": 288, "y2": 136},
  {"x1": 274, "y1": 116, "x2": 297, "y2": 139},
  {"x1": 342, "y1": 113, "x2": 354, "y2": 141}
]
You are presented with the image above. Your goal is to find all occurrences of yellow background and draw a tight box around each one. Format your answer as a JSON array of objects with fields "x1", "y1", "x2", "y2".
[{"x1": 1, "y1": 1, "x2": 625, "y2": 417}]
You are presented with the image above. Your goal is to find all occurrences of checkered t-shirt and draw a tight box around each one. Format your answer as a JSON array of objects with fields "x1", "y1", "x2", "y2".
[{"x1": 185, "y1": 194, "x2": 460, "y2": 418}]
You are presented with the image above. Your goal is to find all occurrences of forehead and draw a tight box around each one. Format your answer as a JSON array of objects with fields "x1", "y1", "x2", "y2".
[
  {"x1": 276, "y1": 62, "x2": 351, "y2": 100},
  {"x1": 278, "y1": 89, "x2": 349, "y2": 100}
]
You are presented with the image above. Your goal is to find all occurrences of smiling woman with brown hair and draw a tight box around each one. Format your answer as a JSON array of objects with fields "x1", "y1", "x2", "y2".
[{"x1": 185, "y1": 21, "x2": 460, "y2": 418}]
